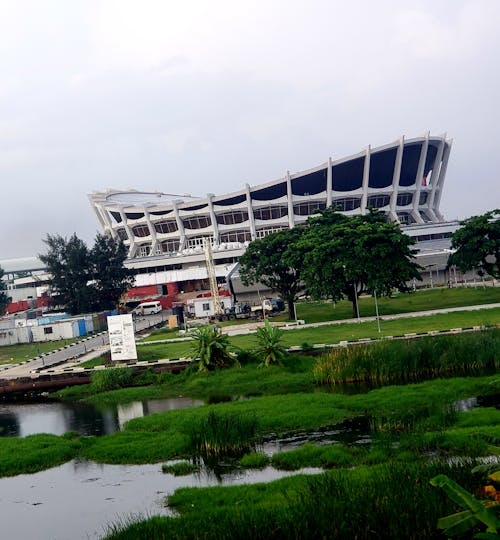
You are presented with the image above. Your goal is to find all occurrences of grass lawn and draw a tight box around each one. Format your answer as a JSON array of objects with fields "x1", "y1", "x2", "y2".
[
  {"x1": 0, "y1": 337, "x2": 80, "y2": 365},
  {"x1": 290, "y1": 286, "x2": 500, "y2": 323},
  {"x1": 133, "y1": 307, "x2": 500, "y2": 361}
]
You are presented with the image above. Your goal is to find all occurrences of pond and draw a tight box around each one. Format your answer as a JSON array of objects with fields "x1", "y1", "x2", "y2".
[
  {"x1": 0, "y1": 459, "x2": 321, "y2": 540},
  {"x1": 0, "y1": 397, "x2": 204, "y2": 437}
]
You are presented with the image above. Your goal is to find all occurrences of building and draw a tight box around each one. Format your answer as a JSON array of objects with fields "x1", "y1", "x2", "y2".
[{"x1": 88, "y1": 133, "x2": 462, "y2": 303}]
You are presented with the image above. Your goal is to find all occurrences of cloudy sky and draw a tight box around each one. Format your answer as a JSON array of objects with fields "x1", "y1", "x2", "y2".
[{"x1": 1, "y1": 0, "x2": 499, "y2": 259}]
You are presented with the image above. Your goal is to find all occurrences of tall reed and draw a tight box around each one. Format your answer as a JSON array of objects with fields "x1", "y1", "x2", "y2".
[
  {"x1": 188, "y1": 410, "x2": 259, "y2": 461},
  {"x1": 314, "y1": 329, "x2": 499, "y2": 385}
]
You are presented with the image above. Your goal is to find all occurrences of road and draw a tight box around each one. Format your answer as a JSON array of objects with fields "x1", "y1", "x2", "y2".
[{"x1": 0, "y1": 312, "x2": 165, "y2": 380}]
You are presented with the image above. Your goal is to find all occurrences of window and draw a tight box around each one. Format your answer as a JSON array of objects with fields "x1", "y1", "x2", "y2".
[
  {"x1": 125, "y1": 212, "x2": 145, "y2": 220},
  {"x1": 216, "y1": 210, "x2": 249, "y2": 225},
  {"x1": 397, "y1": 212, "x2": 414, "y2": 224},
  {"x1": 43, "y1": 327, "x2": 53, "y2": 334},
  {"x1": 331, "y1": 198, "x2": 361, "y2": 211},
  {"x1": 367, "y1": 195, "x2": 390, "y2": 208},
  {"x1": 116, "y1": 228, "x2": 128, "y2": 240},
  {"x1": 419, "y1": 192, "x2": 428, "y2": 204},
  {"x1": 132, "y1": 225, "x2": 150, "y2": 238},
  {"x1": 396, "y1": 193, "x2": 413, "y2": 206},
  {"x1": 161, "y1": 240, "x2": 180, "y2": 253},
  {"x1": 220, "y1": 230, "x2": 252, "y2": 243},
  {"x1": 154, "y1": 220, "x2": 178, "y2": 234},
  {"x1": 293, "y1": 201, "x2": 326, "y2": 216},
  {"x1": 186, "y1": 235, "x2": 212, "y2": 248},
  {"x1": 202, "y1": 303, "x2": 210, "y2": 311},
  {"x1": 253, "y1": 206, "x2": 288, "y2": 220},
  {"x1": 137, "y1": 245, "x2": 151, "y2": 257},
  {"x1": 255, "y1": 226, "x2": 287, "y2": 238},
  {"x1": 183, "y1": 216, "x2": 211, "y2": 229}
]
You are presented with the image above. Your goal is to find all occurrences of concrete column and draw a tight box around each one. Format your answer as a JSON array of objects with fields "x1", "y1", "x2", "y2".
[
  {"x1": 207, "y1": 193, "x2": 219, "y2": 244},
  {"x1": 326, "y1": 157, "x2": 333, "y2": 207},
  {"x1": 411, "y1": 132, "x2": 429, "y2": 224},
  {"x1": 245, "y1": 184, "x2": 257, "y2": 240},
  {"x1": 433, "y1": 138, "x2": 453, "y2": 221},
  {"x1": 425, "y1": 135, "x2": 445, "y2": 222},
  {"x1": 143, "y1": 206, "x2": 157, "y2": 256},
  {"x1": 119, "y1": 207, "x2": 135, "y2": 258},
  {"x1": 389, "y1": 136, "x2": 404, "y2": 221},
  {"x1": 286, "y1": 171, "x2": 295, "y2": 228},
  {"x1": 172, "y1": 201, "x2": 185, "y2": 251},
  {"x1": 360, "y1": 146, "x2": 371, "y2": 214}
]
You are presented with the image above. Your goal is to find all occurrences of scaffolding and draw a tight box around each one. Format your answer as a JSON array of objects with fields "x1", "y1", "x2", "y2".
[{"x1": 203, "y1": 238, "x2": 223, "y2": 316}]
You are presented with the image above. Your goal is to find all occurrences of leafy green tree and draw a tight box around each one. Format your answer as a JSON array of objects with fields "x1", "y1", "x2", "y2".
[
  {"x1": 448, "y1": 209, "x2": 499, "y2": 280},
  {"x1": 190, "y1": 325, "x2": 236, "y2": 371},
  {"x1": 255, "y1": 319, "x2": 287, "y2": 367},
  {"x1": 91, "y1": 233, "x2": 134, "y2": 311},
  {"x1": 40, "y1": 233, "x2": 133, "y2": 315},
  {"x1": 0, "y1": 265, "x2": 9, "y2": 314},
  {"x1": 292, "y1": 209, "x2": 422, "y2": 318},
  {"x1": 238, "y1": 228, "x2": 304, "y2": 319},
  {"x1": 40, "y1": 233, "x2": 92, "y2": 314}
]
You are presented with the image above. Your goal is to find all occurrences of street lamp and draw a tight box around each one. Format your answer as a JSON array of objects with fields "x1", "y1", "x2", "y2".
[{"x1": 374, "y1": 289, "x2": 381, "y2": 333}]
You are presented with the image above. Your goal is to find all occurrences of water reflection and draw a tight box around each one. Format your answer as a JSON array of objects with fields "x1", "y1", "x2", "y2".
[
  {"x1": 0, "y1": 397, "x2": 204, "y2": 438},
  {"x1": 0, "y1": 459, "x2": 321, "y2": 540}
]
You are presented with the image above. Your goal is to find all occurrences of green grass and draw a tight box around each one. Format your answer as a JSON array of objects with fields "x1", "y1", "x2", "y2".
[
  {"x1": 104, "y1": 461, "x2": 480, "y2": 540},
  {"x1": 0, "y1": 433, "x2": 85, "y2": 477},
  {"x1": 77, "y1": 375, "x2": 499, "y2": 465},
  {"x1": 0, "y1": 337, "x2": 81, "y2": 365},
  {"x1": 292, "y1": 286, "x2": 500, "y2": 323},
  {"x1": 314, "y1": 329, "x2": 500, "y2": 384},
  {"x1": 125, "y1": 307, "x2": 500, "y2": 361},
  {"x1": 162, "y1": 461, "x2": 200, "y2": 476}
]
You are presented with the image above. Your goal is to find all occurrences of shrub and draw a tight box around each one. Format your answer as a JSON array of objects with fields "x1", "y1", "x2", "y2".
[
  {"x1": 91, "y1": 367, "x2": 134, "y2": 392},
  {"x1": 255, "y1": 320, "x2": 287, "y2": 367},
  {"x1": 190, "y1": 326, "x2": 237, "y2": 371}
]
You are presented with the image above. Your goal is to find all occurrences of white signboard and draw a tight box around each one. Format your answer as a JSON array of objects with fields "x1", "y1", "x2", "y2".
[{"x1": 107, "y1": 314, "x2": 138, "y2": 362}]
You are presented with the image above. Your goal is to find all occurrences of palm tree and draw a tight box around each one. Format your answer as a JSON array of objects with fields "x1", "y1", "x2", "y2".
[
  {"x1": 255, "y1": 320, "x2": 287, "y2": 367},
  {"x1": 191, "y1": 325, "x2": 236, "y2": 371}
]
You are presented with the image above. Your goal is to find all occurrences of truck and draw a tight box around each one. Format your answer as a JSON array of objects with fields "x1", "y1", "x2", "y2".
[{"x1": 186, "y1": 296, "x2": 285, "y2": 321}]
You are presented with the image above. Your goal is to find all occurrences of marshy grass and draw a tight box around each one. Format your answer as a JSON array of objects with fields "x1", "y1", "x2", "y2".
[
  {"x1": 188, "y1": 410, "x2": 259, "y2": 461},
  {"x1": 162, "y1": 461, "x2": 200, "y2": 476},
  {"x1": 314, "y1": 329, "x2": 500, "y2": 385},
  {"x1": 91, "y1": 367, "x2": 134, "y2": 392},
  {"x1": 271, "y1": 442, "x2": 357, "y2": 470},
  {"x1": 239, "y1": 451, "x2": 270, "y2": 469},
  {"x1": 105, "y1": 461, "x2": 481, "y2": 539}
]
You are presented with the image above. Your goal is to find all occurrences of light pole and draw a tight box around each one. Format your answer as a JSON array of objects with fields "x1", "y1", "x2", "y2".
[
  {"x1": 374, "y1": 289, "x2": 381, "y2": 333},
  {"x1": 353, "y1": 280, "x2": 360, "y2": 321}
]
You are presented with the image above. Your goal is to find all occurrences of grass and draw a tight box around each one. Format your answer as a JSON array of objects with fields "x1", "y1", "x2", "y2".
[
  {"x1": 0, "y1": 337, "x2": 80, "y2": 365},
  {"x1": 0, "y1": 432, "x2": 85, "y2": 477},
  {"x1": 104, "y1": 461, "x2": 481, "y2": 539},
  {"x1": 126, "y1": 307, "x2": 500, "y2": 361},
  {"x1": 314, "y1": 328, "x2": 500, "y2": 385},
  {"x1": 162, "y1": 461, "x2": 200, "y2": 476},
  {"x1": 292, "y1": 286, "x2": 500, "y2": 323}
]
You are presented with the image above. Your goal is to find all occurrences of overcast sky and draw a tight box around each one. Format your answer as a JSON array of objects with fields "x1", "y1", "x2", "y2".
[{"x1": 1, "y1": 0, "x2": 499, "y2": 259}]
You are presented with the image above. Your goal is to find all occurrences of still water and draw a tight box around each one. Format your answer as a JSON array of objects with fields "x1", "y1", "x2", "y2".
[
  {"x1": 0, "y1": 459, "x2": 321, "y2": 540},
  {"x1": 0, "y1": 397, "x2": 204, "y2": 437}
]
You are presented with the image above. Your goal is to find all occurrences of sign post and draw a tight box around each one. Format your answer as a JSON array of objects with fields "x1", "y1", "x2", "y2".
[{"x1": 107, "y1": 314, "x2": 138, "y2": 362}]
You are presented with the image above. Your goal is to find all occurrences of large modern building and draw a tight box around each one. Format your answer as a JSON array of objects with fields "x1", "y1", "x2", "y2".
[{"x1": 89, "y1": 133, "x2": 460, "y2": 304}]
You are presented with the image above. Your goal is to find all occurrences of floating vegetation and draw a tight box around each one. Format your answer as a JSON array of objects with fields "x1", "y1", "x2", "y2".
[
  {"x1": 314, "y1": 329, "x2": 500, "y2": 385},
  {"x1": 162, "y1": 461, "x2": 200, "y2": 476}
]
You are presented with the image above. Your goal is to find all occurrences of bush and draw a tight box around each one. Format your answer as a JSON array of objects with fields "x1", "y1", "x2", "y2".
[
  {"x1": 191, "y1": 326, "x2": 237, "y2": 371},
  {"x1": 91, "y1": 367, "x2": 134, "y2": 392}
]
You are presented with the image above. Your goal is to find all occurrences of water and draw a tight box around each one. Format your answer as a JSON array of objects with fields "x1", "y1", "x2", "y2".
[
  {"x1": 0, "y1": 459, "x2": 321, "y2": 540},
  {"x1": 0, "y1": 397, "x2": 204, "y2": 437}
]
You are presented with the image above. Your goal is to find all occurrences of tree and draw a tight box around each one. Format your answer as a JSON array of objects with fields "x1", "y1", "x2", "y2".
[
  {"x1": 40, "y1": 233, "x2": 92, "y2": 315},
  {"x1": 448, "y1": 209, "x2": 499, "y2": 280},
  {"x1": 0, "y1": 265, "x2": 9, "y2": 315},
  {"x1": 91, "y1": 233, "x2": 134, "y2": 311},
  {"x1": 40, "y1": 233, "x2": 133, "y2": 315},
  {"x1": 293, "y1": 209, "x2": 422, "y2": 318},
  {"x1": 238, "y1": 227, "x2": 304, "y2": 319}
]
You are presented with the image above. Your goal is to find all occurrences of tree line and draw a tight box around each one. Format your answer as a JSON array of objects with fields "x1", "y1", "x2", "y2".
[
  {"x1": 239, "y1": 208, "x2": 500, "y2": 319},
  {"x1": 0, "y1": 208, "x2": 498, "y2": 317}
]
